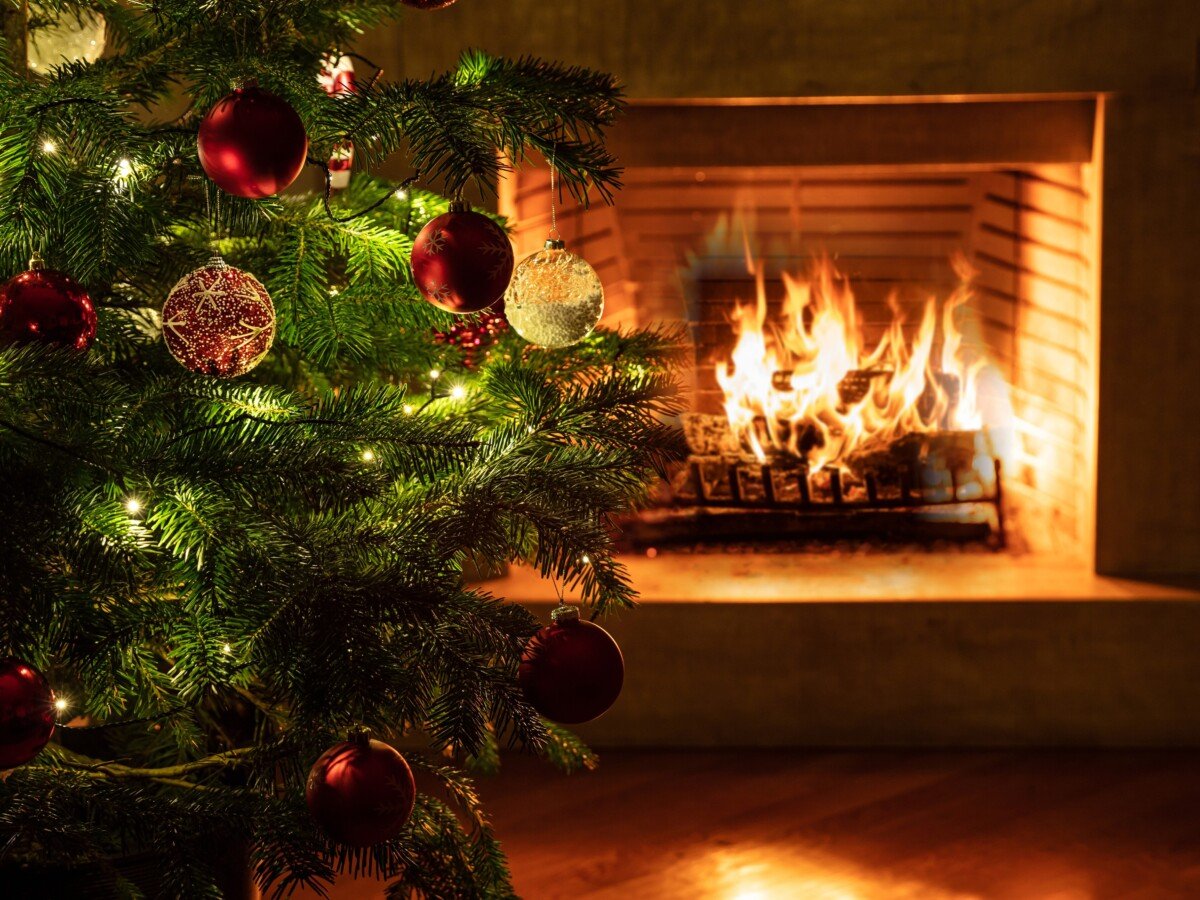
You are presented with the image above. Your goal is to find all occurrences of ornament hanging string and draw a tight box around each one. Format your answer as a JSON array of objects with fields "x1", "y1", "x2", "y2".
[
  {"x1": 58, "y1": 659, "x2": 255, "y2": 731},
  {"x1": 59, "y1": 698, "x2": 197, "y2": 731},
  {"x1": 162, "y1": 405, "x2": 480, "y2": 451},
  {"x1": 0, "y1": 418, "x2": 118, "y2": 475},
  {"x1": 549, "y1": 146, "x2": 560, "y2": 241},
  {"x1": 307, "y1": 53, "x2": 410, "y2": 222},
  {"x1": 310, "y1": 157, "x2": 420, "y2": 223},
  {"x1": 333, "y1": 51, "x2": 385, "y2": 91}
]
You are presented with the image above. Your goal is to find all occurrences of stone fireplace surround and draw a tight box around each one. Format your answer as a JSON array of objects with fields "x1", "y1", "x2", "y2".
[{"x1": 370, "y1": 1, "x2": 1200, "y2": 745}]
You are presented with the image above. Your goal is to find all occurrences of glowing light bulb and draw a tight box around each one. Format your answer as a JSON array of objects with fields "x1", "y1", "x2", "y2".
[
  {"x1": 54, "y1": 697, "x2": 69, "y2": 712},
  {"x1": 394, "y1": 188, "x2": 409, "y2": 201},
  {"x1": 402, "y1": 403, "x2": 415, "y2": 415},
  {"x1": 581, "y1": 554, "x2": 591, "y2": 565},
  {"x1": 113, "y1": 158, "x2": 134, "y2": 184},
  {"x1": 449, "y1": 385, "x2": 466, "y2": 400},
  {"x1": 222, "y1": 643, "x2": 233, "y2": 655},
  {"x1": 41, "y1": 139, "x2": 57, "y2": 154},
  {"x1": 361, "y1": 448, "x2": 376, "y2": 463},
  {"x1": 124, "y1": 497, "x2": 143, "y2": 515},
  {"x1": 428, "y1": 368, "x2": 441, "y2": 380}
]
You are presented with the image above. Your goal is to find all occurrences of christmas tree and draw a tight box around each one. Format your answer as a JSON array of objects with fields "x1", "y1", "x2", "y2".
[{"x1": 0, "y1": 2, "x2": 683, "y2": 895}]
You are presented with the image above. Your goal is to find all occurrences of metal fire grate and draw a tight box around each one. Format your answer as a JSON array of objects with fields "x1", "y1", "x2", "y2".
[{"x1": 661, "y1": 425, "x2": 1007, "y2": 546}]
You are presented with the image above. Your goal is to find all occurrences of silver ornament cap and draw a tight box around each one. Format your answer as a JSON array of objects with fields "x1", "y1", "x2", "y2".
[{"x1": 550, "y1": 603, "x2": 580, "y2": 624}]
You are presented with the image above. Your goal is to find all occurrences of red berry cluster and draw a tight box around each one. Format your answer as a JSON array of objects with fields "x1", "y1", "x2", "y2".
[{"x1": 433, "y1": 308, "x2": 508, "y2": 367}]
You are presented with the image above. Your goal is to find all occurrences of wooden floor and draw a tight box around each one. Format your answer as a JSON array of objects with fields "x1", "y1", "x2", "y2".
[{"x1": 304, "y1": 750, "x2": 1200, "y2": 899}]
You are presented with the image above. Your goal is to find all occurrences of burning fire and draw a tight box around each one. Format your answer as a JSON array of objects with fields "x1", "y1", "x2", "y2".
[{"x1": 715, "y1": 255, "x2": 995, "y2": 472}]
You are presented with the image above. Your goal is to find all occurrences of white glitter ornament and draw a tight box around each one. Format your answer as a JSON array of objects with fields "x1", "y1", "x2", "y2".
[
  {"x1": 504, "y1": 238, "x2": 604, "y2": 348},
  {"x1": 27, "y1": 4, "x2": 107, "y2": 72},
  {"x1": 161, "y1": 257, "x2": 275, "y2": 377}
]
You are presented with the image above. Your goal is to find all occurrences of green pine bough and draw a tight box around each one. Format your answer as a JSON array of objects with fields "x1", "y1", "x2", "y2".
[{"x1": 0, "y1": 2, "x2": 687, "y2": 896}]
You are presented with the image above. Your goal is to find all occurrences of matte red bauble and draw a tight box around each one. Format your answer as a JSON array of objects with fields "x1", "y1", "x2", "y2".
[
  {"x1": 518, "y1": 605, "x2": 624, "y2": 725},
  {"x1": 161, "y1": 257, "x2": 275, "y2": 377},
  {"x1": 0, "y1": 657, "x2": 56, "y2": 769},
  {"x1": 306, "y1": 734, "x2": 416, "y2": 846},
  {"x1": 411, "y1": 203, "x2": 514, "y2": 314},
  {"x1": 401, "y1": 0, "x2": 457, "y2": 8},
  {"x1": 0, "y1": 254, "x2": 95, "y2": 350},
  {"x1": 197, "y1": 86, "x2": 308, "y2": 198}
]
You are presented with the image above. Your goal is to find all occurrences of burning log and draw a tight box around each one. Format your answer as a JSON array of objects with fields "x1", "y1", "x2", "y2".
[
  {"x1": 683, "y1": 412, "x2": 820, "y2": 462},
  {"x1": 848, "y1": 430, "x2": 996, "y2": 503},
  {"x1": 712, "y1": 257, "x2": 986, "y2": 469},
  {"x1": 769, "y1": 368, "x2": 962, "y2": 424}
]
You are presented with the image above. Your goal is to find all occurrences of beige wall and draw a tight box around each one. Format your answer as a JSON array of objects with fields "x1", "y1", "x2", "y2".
[{"x1": 365, "y1": 0, "x2": 1198, "y2": 98}]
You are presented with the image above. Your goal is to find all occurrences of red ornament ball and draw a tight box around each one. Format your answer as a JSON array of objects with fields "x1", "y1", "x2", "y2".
[
  {"x1": 401, "y1": 0, "x2": 457, "y2": 8},
  {"x1": 306, "y1": 735, "x2": 416, "y2": 846},
  {"x1": 0, "y1": 258, "x2": 95, "y2": 350},
  {"x1": 518, "y1": 606, "x2": 624, "y2": 725},
  {"x1": 198, "y1": 86, "x2": 308, "y2": 198},
  {"x1": 0, "y1": 658, "x2": 56, "y2": 769},
  {"x1": 411, "y1": 204, "x2": 514, "y2": 314},
  {"x1": 161, "y1": 257, "x2": 275, "y2": 377}
]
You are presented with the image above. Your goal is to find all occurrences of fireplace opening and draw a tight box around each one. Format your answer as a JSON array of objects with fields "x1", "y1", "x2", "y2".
[
  {"x1": 502, "y1": 98, "x2": 1102, "y2": 564},
  {"x1": 675, "y1": 244, "x2": 1010, "y2": 549}
]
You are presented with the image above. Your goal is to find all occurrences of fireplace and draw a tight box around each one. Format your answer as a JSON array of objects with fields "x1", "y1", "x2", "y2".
[
  {"x1": 394, "y1": 0, "x2": 1200, "y2": 748},
  {"x1": 503, "y1": 98, "x2": 1101, "y2": 559}
]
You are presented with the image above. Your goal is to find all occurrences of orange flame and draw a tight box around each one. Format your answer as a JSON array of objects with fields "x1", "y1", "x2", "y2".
[{"x1": 715, "y1": 256, "x2": 993, "y2": 472}]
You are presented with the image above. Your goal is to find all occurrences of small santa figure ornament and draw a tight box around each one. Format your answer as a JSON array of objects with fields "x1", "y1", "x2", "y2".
[
  {"x1": 318, "y1": 55, "x2": 356, "y2": 190},
  {"x1": 198, "y1": 85, "x2": 308, "y2": 198},
  {"x1": 306, "y1": 731, "x2": 416, "y2": 846},
  {"x1": 411, "y1": 200, "x2": 514, "y2": 313},
  {"x1": 161, "y1": 256, "x2": 275, "y2": 377},
  {"x1": 0, "y1": 252, "x2": 96, "y2": 350},
  {"x1": 518, "y1": 603, "x2": 624, "y2": 725},
  {"x1": 0, "y1": 657, "x2": 57, "y2": 769}
]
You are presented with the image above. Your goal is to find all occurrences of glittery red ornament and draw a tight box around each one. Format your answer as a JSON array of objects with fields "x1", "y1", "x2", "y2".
[
  {"x1": 518, "y1": 605, "x2": 624, "y2": 725},
  {"x1": 433, "y1": 307, "x2": 508, "y2": 367},
  {"x1": 306, "y1": 734, "x2": 416, "y2": 846},
  {"x1": 198, "y1": 86, "x2": 308, "y2": 198},
  {"x1": 411, "y1": 203, "x2": 514, "y2": 314},
  {"x1": 401, "y1": 0, "x2": 457, "y2": 8},
  {"x1": 0, "y1": 254, "x2": 95, "y2": 350},
  {"x1": 0, "y1": 658, "x2": 56, "y2": 769},
  {"x1": 161, "y1": 257, "x2": 275, "y2": 377}
]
